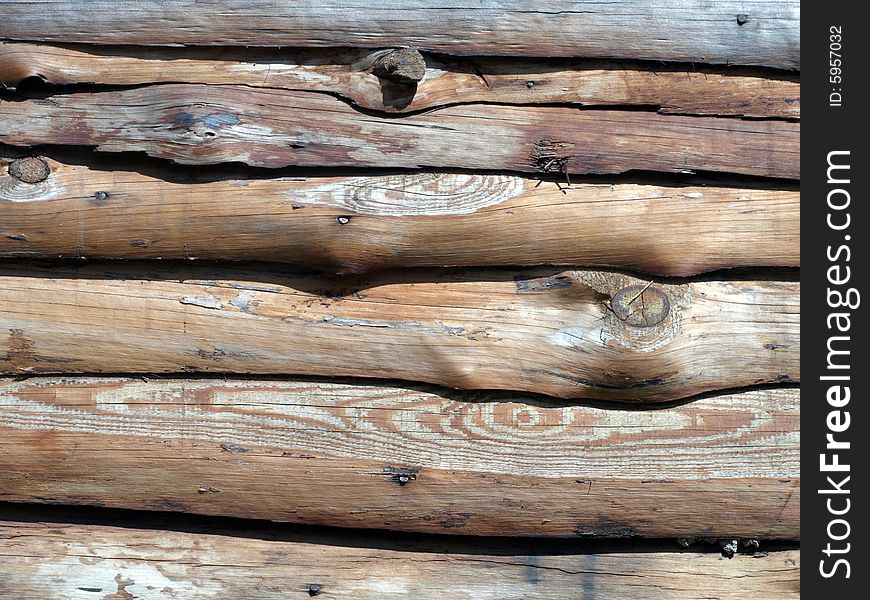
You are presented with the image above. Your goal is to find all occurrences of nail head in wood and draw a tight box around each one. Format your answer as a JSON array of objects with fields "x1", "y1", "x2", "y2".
[
  {"x1": 7, "y1": 157, "x2": 50, "y2": 183},
  {"x1": 372, "y1": 48, "x2": 426, "y2": 84},
  {"x1": 384, "y1": 467, "x2": 418, "y2": 485}
]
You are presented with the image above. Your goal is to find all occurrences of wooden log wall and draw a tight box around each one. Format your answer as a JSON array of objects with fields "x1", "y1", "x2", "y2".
[
  {"x1": 0, "y1": 1, "x2": 801, "y2": 67},
  {"x1": 0, "y1": 43, "x2": 800, "y2": 117},
  {"x1": 0, "y1": 159, "x2": 799, "y2": 275},
  {"x1": 0, "y1": 518, "x2": 801, "y2": 599},
  {"x1": 0, "y1": 85, "x2": 800, "y2": 177},
  {"x1": 0, "y1": 264, "x2": 800, "y2": 401},
  {"x1": 0, "y1": 379, "x2": 799, "y2": 539},
  {"x1": 0, "y1": 1, "x2": 800, "y2": 597}
]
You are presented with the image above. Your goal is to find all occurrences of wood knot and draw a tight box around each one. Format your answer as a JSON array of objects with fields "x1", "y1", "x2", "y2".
[
  {"x1": 611, "y1": 284, "x2": 670, "y2": 327},
  {"x1": 372, "y1": 48, "x2": 427, "y2": 84},
  {"x1": 8, "y1": 157, "x2": 50, "y2": 183}
]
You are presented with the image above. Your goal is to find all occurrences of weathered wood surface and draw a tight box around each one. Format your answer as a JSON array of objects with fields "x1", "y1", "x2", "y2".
[
  {"x1": 0, "y1": 85, "x2": 800, "y2": 178},
  {"x1": 0, "y1": 42, "x2": 801, "y2": 117},
  {"x1": 0, "y1": 265, "x2": 799, "y2": 401},
  {"x1": 0, "y1": 0, "x2": 801, "y2": 69},
  {"x1": 0, "y1": 378, "x2": 800, "y2": 538},
  {"x1": 0, "y1": 521, "x2": 801, "y2": 599},
  {"x1": 0, "y1": 157, "x2": 800, "y2": 276}
]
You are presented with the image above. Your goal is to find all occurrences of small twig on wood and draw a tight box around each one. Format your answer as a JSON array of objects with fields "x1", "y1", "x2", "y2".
[{"x1": 626, "y1": 281, "x2": 654, "y2": 307}]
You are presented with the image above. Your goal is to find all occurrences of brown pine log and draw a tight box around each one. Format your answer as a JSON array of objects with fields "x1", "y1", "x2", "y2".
[
  {"x1": 0, "y1": 85, "x2": 800, "y2": 178},
  {"x1": 0, "y1": 520, "x2": 801, "y2": 599},
  {"x1": 0, "y1": 42, "x2": 800, "y2": 117},
  {"x1": 0, "y1": 264, "x2": 799, "y2": 401},
  {"x1": 0, "y1": 378, "x2": 799, "y2": 538},
  {"x1": 0, "y1": 0, "x2": 801, "y2": 69},
  {"x1": 0, "y1": 157, "x2": 800, "y2": 276}
]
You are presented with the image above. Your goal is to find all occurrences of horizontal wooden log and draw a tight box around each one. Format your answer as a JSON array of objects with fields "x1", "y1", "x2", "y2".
[
  {"x1": 0, "y1": 378, "x2": 800, "y2": 538},
  {"x1": 0, "y1": 85, "x2": 800, "y2": 178},
  {"x1": 0, "y1": 157, "x2": 800, "y2": 276},
  {"x1": 0, "y1": 0, "x2": 801, "y2": 69},
  {"x1": 0, "y1": 265, "x2": 799, "y2": 401},
  {"x1": 0, "y1": 521, "x2": 801, "y2": 599},
  {"x1": 0, "y1": 42, "x2": 801, "y2": 117}
]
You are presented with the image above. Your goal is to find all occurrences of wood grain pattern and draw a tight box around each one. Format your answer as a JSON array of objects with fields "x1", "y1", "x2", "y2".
[
  {"x1": 0, "y1": 378, "x2": 799, "y2": 538},
  {"x1": 0, "y1": 0, "x2": 801, "y2": 69},
  {"x1": 0, "y1": 264, "x2": 799, "y2": 401},
  {"x1": 0, "y1": 42, "x2": 801, "y2": 117},
  {"x1": 0, "y1": 157, "x2": 800, "y2": 276},
  {"x1": 0, "y1": 378, "x2": 800, "y2": 480},
  {"x1": 0, "y1": 85, "x2": 800, "y2": 178},
  {"x1": 0, "y1": 521, "x2": 801, "y2": 599}
]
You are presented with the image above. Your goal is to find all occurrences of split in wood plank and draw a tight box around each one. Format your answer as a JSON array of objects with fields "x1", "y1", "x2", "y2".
[
  {"x1": 0, "y1": 379, "x2": 799, "y2": 538},
  {"x1": 0, "y1": 85, "x2": 800, "y2": 178},
  {"x1": 0, "y1": 42, "x2": 800, "y2": 118},
  {"x1": 0, "y1": 0, "x2": 801, "y2": 69},
  {"x1": 0, "y1": 265, "x2": 799, "y2": 401},
  {"x1": 0, "y1": 157, "x2": 800, "y2": 276},
  {"x1": 0, "y1": 520, "x2": 801, "y2": 599}
]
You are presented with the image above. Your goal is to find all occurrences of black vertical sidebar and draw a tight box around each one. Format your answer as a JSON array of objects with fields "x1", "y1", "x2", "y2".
[{"x1": 803, "y1": 1, "x2": 868, "y2": 596}]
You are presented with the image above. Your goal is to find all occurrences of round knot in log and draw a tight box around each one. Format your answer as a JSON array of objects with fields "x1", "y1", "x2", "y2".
[
  {"x1": 7, "y1": 157, "x2": 50, "y2": 183},
  {"x1": 372, "y1": 48, "x2": 426, "y2": 84},
  {"x1": 611, "y1": 284, "x2": 671, "y2": 327}
]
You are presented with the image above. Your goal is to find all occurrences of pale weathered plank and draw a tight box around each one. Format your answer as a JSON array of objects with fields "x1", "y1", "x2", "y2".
[
  {"x1": 0, "y1": 1, "x2": 801, "y2": 69},
  {"x1": 0, "y1": 520, "x2": 801, "y2": 599},
  {"x1": 0, "y1": 378, "x2": 799, "y2": 538},
  {"x1": 0, "y1": 157, "x2": 800, "y2": 276},
  {"x1": 0, "y1": 42, "x2": 801, "y2": 117},
  {"x1": 0, "y1": 85, "x2": 800, "y2": 178},
  {"x1": 0, "y1": 265, "x2": 799, "y2": 401}
]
